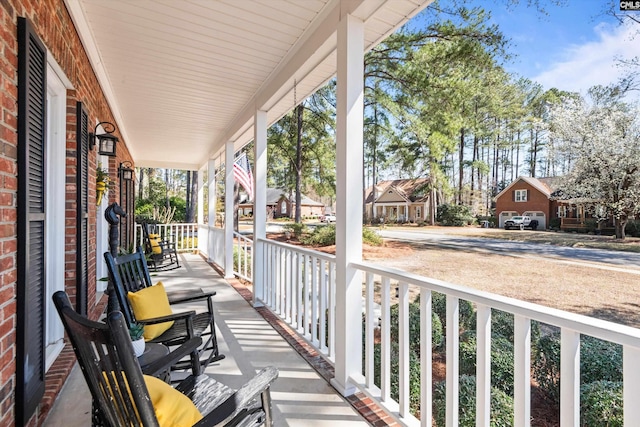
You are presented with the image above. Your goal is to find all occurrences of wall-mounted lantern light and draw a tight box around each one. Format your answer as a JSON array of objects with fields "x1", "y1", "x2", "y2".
[
  {"x1": 119, "y1": 161, "x2": 134, "y2": 181},
  {"x1": 89, "y1": 121, "x2": 119, "y2": 157}
]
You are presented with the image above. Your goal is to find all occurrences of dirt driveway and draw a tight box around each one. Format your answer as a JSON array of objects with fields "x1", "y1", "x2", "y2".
[{"x1": 362, "y1": 227, "x2": 640, "y2": 328}]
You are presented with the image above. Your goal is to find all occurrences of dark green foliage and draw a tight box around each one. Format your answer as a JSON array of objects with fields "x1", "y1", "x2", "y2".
[
  {"x1": 283, "y1": 222, "x2": 308, "y2": 239},
  {"x1": 300, "y1": 224, "x2": 383, "y2": 247},
  {"x1": 490, "y1": 310, "x2": 541, "y2": 349},
  {"x1": 433, "y1": 375, "x2": 514, "y2": 427},
  {"x1": 389, "y1": 301, "x2": 444, "y2": 355},
  {"x1": 437, "y1": 204, "x2": 475, "y2": 226},
  {"x1": 625, "y1": 220, "x2": 640, "y2": 237},
  {"x1": 432, "y1": 292, "x2": 476, "y2": 336},
  {"x1": 169, "y1": 196, "x2": 186, "y2": 222},
  {"x1": 533, "y1": 333, "x2": 623, "y2": 403},
  {"x1": 459, "y1": 334, "x2": 514, "y2": 396},
  {"x1": 580, "y1": 381, "x2": 623, "y2": 427},
  {"x1": 548, "y1": 217, "x2": 561, "y2": 230},
  {"x1": 372, "y1": 341, "x2": 422, "y2": 415}
]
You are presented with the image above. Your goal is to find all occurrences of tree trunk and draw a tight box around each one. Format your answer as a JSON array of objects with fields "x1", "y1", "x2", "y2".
[
  {"x1": 615, "y1": 217, "x2": 627, "y2": 240},
  {"x1": 138, "y1": 168, "x2": 145, "y2": 200},
  {"x1": 186, "y1": 170, "x2": 198, "y2": 223},
  {"x1": 458, "y1": 127, "x2": 464, "y2": 204}
]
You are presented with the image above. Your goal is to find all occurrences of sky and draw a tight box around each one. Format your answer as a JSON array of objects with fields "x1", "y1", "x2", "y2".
[{"x1": 415, "y1": 1, "x2": 640, "y2": 98}]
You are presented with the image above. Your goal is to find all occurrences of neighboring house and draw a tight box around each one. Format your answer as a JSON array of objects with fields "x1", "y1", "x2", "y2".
[
  {"x1": 238, "y1": 188, "x2": 325, "y2": 219},
  {"x1": 364, "y1": 178, "x2": 430, "y2": 223},
  {"x1": 494, "y1": 177, "x2": 560, "y2": 229},
  {"x1": 495, "y1": 176, "x2": 609, "y2": 230}
]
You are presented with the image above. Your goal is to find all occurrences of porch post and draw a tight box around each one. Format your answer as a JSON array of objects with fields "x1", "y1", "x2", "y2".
[
  {"x1": 224, "y1": 141, "x2": 235, "y2": 278},
  {"x1": 331, "y1": 12, "x2": 363, "y2": 397},
  {"x1": 206, "y1": 159, "x2": 216, "y2": 260},
  {"x1": 252, "y1": 109, "x2": 267, "y2": 307},
  {"x1": 197, "y1": 165, "x2": 204, "y2": 224}
]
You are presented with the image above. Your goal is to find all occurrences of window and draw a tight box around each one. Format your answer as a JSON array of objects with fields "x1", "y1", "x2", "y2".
[
  {"x1": 557, "y1": 206, "x2": 567, "y2": 217},
  {"x1": 515, "y1": 189, "x2": 527, "y2": 202}
]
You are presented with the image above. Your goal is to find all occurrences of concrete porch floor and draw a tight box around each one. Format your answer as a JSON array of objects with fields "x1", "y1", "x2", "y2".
[{"x1": 43, "y1": 252, "x2": 374, "y2": 426}]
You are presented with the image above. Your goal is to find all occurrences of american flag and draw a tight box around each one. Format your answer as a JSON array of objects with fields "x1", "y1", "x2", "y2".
[{"x1": 233, "y1": 152, "x2": 254, "y2": 201}]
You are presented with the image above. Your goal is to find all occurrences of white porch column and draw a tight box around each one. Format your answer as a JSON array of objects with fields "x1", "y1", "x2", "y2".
[
  {"x1": 331, "y1": 12, "x2": 364, "y2": 397},
  {"x1": 206, "y1": 159, "x2": 216, "y2": 260},
  {"x1": 252, "y1": 110, "x2": 267, "y2": 307},
  {"x1": 197, "y1": 165, "x2": 205, "y2": 225},
  {"x1": 224, "y1": 141, "x2": 235, "y2": 278}
]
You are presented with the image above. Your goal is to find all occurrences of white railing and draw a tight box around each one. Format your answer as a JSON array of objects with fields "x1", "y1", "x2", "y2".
[
  {"x1": 134, "y1": 223, "x2": 198, "y2": 252},
  {"x1": 232, "y1": 232, "x2": 253, "y2": 281},
  {"x1": 254, "y1": 237, "x2": 640, "y2": 427}
]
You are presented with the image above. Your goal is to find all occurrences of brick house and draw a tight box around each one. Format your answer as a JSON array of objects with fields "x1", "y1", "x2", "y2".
[
  {"x1": 0, "y1": 2, "x2": 135, "y2": 425},
  {"x1": 494, "y1": 177, "x2": 561, "y2": 229},
  {"x1": 238, "y1": 188, "x2": 325, "y2": 219}
]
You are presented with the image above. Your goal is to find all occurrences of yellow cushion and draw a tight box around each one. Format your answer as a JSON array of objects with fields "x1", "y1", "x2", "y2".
[
  {"x1": 127, "y1": 282, "x2": 175, "y2": 341},
  {"x1": 148, "y1": 235, "x2": 162, "y2": 254},
  {"x1": 102, "y1": 372, "x2": 202, "y2": 427},
  {"x1": 145, "y1": 375, "x2": 203, "y2": 427}
]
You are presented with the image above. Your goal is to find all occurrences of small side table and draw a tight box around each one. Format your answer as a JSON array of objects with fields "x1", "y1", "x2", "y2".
[{"x1": 138, "y1": 342, "x2": 171, "y2": 383}]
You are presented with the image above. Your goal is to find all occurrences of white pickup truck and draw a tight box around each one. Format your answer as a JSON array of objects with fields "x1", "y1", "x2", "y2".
[{"x1": 503, "y1": 216, "x2": 539, "y2": 230}]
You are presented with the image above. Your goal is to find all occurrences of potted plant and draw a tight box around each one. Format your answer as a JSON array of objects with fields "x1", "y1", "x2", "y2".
[
  {"x1": 96, "y1": 163, "x2": 111, "y2": 206},
  {"x1": 129, "y1": 322, "x2": 145, "y2": 357}
]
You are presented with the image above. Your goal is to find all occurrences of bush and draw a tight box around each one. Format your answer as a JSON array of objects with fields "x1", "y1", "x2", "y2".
[
  {"x1": 283, "y1": 222, "x2": 308, "y2": 239},
  {"x1": 389, "y1": 301, "x2": 444, "y2": 355},
  {"x1": 459, "y1": 334, "x2": 515, "y2": 396},
  {"x1": 363, "y1": 227, "x2": 383, "y2": 246},
  {"x1": 372, "y1": 341, "x2": 422, "y2": 415},
  {"x1": 301, "y1": 224, "x2": 336, "y2": 246},
  {"x1": 437, "y1": 204, "x2": 475, "y2": 226},
  {"x1": 433, "y1": 375, "x2": 514, "y2": 427},
  {"x1": 490, "y1": 310, "x2": 541, "y2": 350},
  {"x1": 580, "y1": 380, "x2": 623, "y2": 427},
  {"x1": 431, "y1": 292, "x2": 476, "y2": 339},
  {"x1": 625, "y1": 220, "x2": 640, "y2": 237},
  {"x1": 533, "y1": 333, "x2": 622, "y2": 403},
  {"x1": 549, "y1": 217, "x2": 561, "y2": 230}
]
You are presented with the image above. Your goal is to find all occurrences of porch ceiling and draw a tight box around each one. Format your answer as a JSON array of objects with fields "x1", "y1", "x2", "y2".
[{"x1": 65, "y1": 0, "x2": 431, "y2": 170}]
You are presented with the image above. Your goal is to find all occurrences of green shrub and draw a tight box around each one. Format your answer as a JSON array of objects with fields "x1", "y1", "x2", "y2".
[
  {"x1": 490, "y1": 310, "x2": 541, "y2": 351},
  {"x1": 580, "y1": 380, "x2": 623, "y2": 427},
  {"x1": 363, "y1": 227, "x2": 383, "y2": 246},
  {"x1": 437, "y1": 204, "x2": 475, "y2": 226},
  {"x1": 233, "y1": 246, "x2": 251, "y2": 275},
  {"x1": 459, "y1": 334, "x2": 514, "y2": 396},
  {"x1": 372, "y1": 341, "x2": 422, "y2": 415},
  {"x1": 433, "y1": 375, "x2": 514, "y2": 427},
  {"x1": 431, "y1": 292, "x2": 476, "y2": 338},
  {"x1": 533, "y1": 333, "x2": 622, "y2": 403},
  {"x1": 389, "y1": 301, "x2": 443, "y2": 355},
  {"x1": 283, "y1": 222, "x2": 308, "y2": 239},
  {"x1": 549, "y1": 217, "x2": 561, "y2": 230},
  {"x1": 301, "y1": 224, "x2": 336, "y2": 246},
  {"x1": 625, "y1": 220, "x2": 640, "y2": 237}
]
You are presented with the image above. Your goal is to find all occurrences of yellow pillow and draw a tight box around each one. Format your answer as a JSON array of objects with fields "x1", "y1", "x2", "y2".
[
  {"x1": 148, "y1": 234, "x2": 162, "y2": 254},
  {"x1": 145, "y1": 375, "x2": 203, "y2": 426},
  {"x1": 127, "y1": 282, "x2": 175, "y2": 341},
  {"x1": 102, "y1": 372, "x2": 202, "y2": 427}
]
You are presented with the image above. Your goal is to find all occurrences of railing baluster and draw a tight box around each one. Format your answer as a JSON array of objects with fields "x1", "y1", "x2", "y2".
[
  {"x1": 514, "y1": 315, "x2": 531, "y2": 427},
  {"x1": 328, "y1": 261, "x2": 336, "y2": 360},
  {"x1": 381, "y1": 276, "x2": 391, "y2": 402},
  {"x1": 296, "y1": 252, "x2": 303, "y2": 333},
  {"x1": 365, "y1": 272, "x2": 374, "y2": 389},
  {"x1": 476, "y1": 304, "x2": 491, "y2": 427},
  {"x1": 311, "y1": 256, "x2": 318, "y2": 346},
  {"x1": 446, "y1": 295, "x2": 459, "y2": 427},
  {"x1": 624, "y1": 346, "x2": 640, "y2": 424},
  {"x1": 420, "y1": 288, "x2": 432, "y2": 427},
  {"x1": 398, "y1": 281, "x2": 409, "y2": 418},
  {"x1": 320, "y1": 259, "x2": 327, "y2": 354},
  {"x1": 560, "y1": 329, "x2": 580, "y2": 427}
]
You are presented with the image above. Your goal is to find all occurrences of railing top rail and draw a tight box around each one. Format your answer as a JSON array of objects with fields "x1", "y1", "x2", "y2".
[
  {"x1": 258, "y1": 237, "x2": 336, "y2": 263},
  {"x1": 353, "y1": 260, "x2": 640, "y2": 347},
  {"x1": 233, "y1": 231, "x2": 253, "y2": 243}
]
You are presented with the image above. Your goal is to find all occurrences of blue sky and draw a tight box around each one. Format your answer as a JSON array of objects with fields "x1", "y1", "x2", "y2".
[{"x1": 414, "y1": 1, "x2": 640, "y2": 97}]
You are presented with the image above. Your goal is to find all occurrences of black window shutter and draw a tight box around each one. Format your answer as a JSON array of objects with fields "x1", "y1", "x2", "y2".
[
  {"x1": 16, "y1": 17, "x2": 46, "y2": 425},
  {"x1": 76, "y1": 103, "x2": 89, "y2": 315},
  {"x1": 512, "y1": 190, "x2": 515, "y2": 201}
]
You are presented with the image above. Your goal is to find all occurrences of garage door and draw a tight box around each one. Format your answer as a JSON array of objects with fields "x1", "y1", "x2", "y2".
[
  {"x1": 524, "y1": 211, "x2": 546, "y2": 230},
  {"x1": 499, "y1": 211, "x2": 518, "y2": 228}
]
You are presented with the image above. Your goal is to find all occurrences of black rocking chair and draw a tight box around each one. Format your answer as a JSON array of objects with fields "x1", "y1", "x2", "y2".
[
  {"x1": 141, "y1": 221, "x2": 181, "y2": 271},
  {"x1": 105, "y1": 247, "x2": 224, "y2": 372},
  {"x1": 52, "y1": 291, "x2": 278, "y2": 427}
]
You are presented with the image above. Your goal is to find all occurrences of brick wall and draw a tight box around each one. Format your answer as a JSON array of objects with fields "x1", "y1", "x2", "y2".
[
  {"x1": 0, "y1": 0, "x2": 134, "y2": 425},
  {"x1": 495, "y1": 179, "x2": 552, "y2": 220}
]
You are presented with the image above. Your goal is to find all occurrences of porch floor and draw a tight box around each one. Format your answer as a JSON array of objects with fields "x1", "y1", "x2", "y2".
[{"x1": 44, "y1": 252, "x2": 371, "y2": 426}]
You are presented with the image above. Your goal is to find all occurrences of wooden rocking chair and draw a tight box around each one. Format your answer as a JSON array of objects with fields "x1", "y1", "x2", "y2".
[
  {"x1": 105, "y1": 247, "x2": 224, "y2": 372},
  {"x1": 52, "y1": 291, "x2": 278, "y2": 426},
  {"x1": 141, "y1": 221, "x2": 181, "y2": 271}
]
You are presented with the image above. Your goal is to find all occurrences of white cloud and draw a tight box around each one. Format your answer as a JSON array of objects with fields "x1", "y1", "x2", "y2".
[{"x1": 532, "y1": 22, "x2": 640, "y2": 96}]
